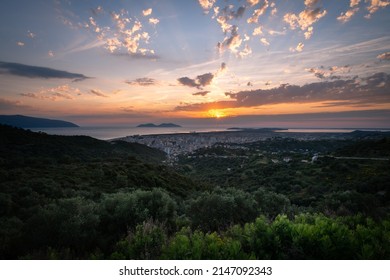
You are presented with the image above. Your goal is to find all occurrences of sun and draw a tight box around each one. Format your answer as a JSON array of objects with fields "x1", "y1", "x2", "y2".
[{"x1": 207, "y1": 109, "x2": 226, "y2": 119}]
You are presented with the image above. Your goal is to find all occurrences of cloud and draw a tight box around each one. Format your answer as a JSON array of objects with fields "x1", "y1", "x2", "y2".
[
  {"x1": 271, "y1": 6, "x2": 277, "y2": 16},
  {"x1": 174, "y1": 73, "x2": 390, "y2": 111},
  {"x1": 268, "y1": 29, "x2": 287, "y2": 36},
  {"x1": 295, "y1": 42, "x2": 304, "y2": 52},
  {"x1": 337, "y1": 7, "x2": 359, "y2": 23},
  {"x1": 289, "y1": 42, "x2": 304, "y2": 52},
  {"x1": 234, "y1": 6, "x2": 246, "y2": 19},
  {"x1": 0, "y1": 61, "x2": 90, "y2": 81},
  {"x1": 252, "y1": 26, "x2": 263, "y2": 36},
  {"x1": 126, "y1": 77, "x2": 158, "y2": 86},
  {"x1": 247, "y1": 0, "x2": 269, "y2": 24},
  {"x1": 143, "y1": 8, "x2": 152, "y2": 16},
  {"x1": 105, "y1": 38, "x2": 121, "y2": 53},
  {"x1": 337, "y1": 2, "x2": 389, "y2": 27},
  {"x1": 306, "y1": 65, "x2": 351, "y2": 79},
  {"x1": 192, "y1": 91, "x2": 210, "y2": 96},
  {"x1": 217, "y1": 25, "x2": 243, "y2": 54},
  {"x1": 304, "y1": 26, "x2": 313, "y2": 39},
  {"x1": 27, "y1": 31, "x2": 36, "y2": 38},
  {"x1": 149, "y1": 18, "x2": 159, "y2": 25},
  {"x1": 112, "y1": 52, "x2": 160, "y2": 60},
  {"x1": 105, "y1": 10, "x2": 157, "y2": 55},
  {"x1": 20, "y1": 93, "x2": 41, "y2": 99},
  {"x1": 260, "y1": 37, "x2": 270, "y2": 46},
  {"x1": 20, "y1": 84, "x2": 81, "y2": 101},
  {"x1": 214, "y1": 5, "x2": 246, "y2": 33},
  {"x1": 247, "y1": 0, "x2": 260, "y2": 7},
  {"x1": 197, "y1": 73, "x2": 214, "y2": 87},
  {"x1": 92, "y1": 5, "x2": 104, "y2": 15},
  {"x1": 0, "y1": 98, "x2": 29, "y2": 110},
  {"x1": 198, "y1": 0, "x2": 216, "y2": 13},
  {"x1": 201, "y1": 1, "x2": 263, "y2": 57},
  {"x1": 58, "y1": 4, "x2": 158, "y2": 57},
  {"x1": 213, "y1": 62, "x2": 228, "y2": 76},
  {"x1": 365, "y1": 0, "x2": 390, "y2": 18},
  {"x1": 283, "y1": 1, "x2": 326, "y2": 42},
  {"x1": 238, "y1": 45, "x2": 252, "y2": 58},
  {"x1": 177, "y1": 77, "x2": 199, "y2": 88},
  {"x1": 351, "y1": 0, "x2": 361, "y2": 6},
  {"x1": 90, "y1": 89, "x2": 108, "y2": 97},
  {"x1": 178, "y1": 73, "x2": 214, "y2": 89},
  {"x1": 284, "y1": 8, "x2": 327, "y2": 31},
  {"x1": 377, "y1": 52, "x2": 390, "y2": 60},
  {"x1": 304, "y1": 0, "x2": 320, "y2": 7}
]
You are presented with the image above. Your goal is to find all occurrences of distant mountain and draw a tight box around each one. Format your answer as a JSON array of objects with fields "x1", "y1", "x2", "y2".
[
  {"x1": 137, "y1": 123, "x2": 181, "y2": 128},
  {"x1": 0, "y1": 115, "x2": 79, "y2": 128}
]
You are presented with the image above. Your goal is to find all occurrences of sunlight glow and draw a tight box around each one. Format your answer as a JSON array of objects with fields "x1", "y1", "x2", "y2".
[{"x1": 208, "y1": 109, "x2": 227, "y2": 119}]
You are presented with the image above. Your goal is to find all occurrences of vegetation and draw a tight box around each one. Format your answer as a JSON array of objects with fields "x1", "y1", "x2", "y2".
[{"x1": 0, "y1": 124, "x2": 389, "y2": 259}]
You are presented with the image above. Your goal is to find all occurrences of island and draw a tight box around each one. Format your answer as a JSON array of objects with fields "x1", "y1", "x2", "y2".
[
  {"x1": 0, "y1": 115, "x2": 79, "y2": 128},
  {"x1": 137, "y1": 123, "x2": 181, "y2": 128}
]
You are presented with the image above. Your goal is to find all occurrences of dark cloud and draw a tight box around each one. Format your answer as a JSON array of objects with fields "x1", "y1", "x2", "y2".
[
  {"x1": 197, "y1": 73, "x2": 214, "y2": 86},
  {"x1": 192, "y1": 91, "x2": 210, "y2": 96},
  {"x1": 178, "y1": 72, "x2": 214, "y2": 89},
  {"x1": 233, "y1": 6, "x2": 246, "y2": 19},
  {"x1": 0, "y1": 61, "x2": 90, "y2": 81},
  {"x1": 218, "y1": 25, "x2": 242, "y2": 53},
  {"x1": 20, "y1": 93, "x2": 40, "y2": 99},
  {"x1": 177, "y1": 77, "x2": 198, "y2": 88},
  {"x1": 218, "y1": 62, "x2": 227, "y2": 74},
  {"x1": 306, "y1": 65, "x2": 351, "y2": 80},
  {"x1": 90, "y1": 89, "x2": 108, "y2": 97},
  {"x1": 174, "y1": 73, "x2": 390, "y2": 111},
  {"x1": 126, "y1": 77, "x2": 157, "y2": 86}
]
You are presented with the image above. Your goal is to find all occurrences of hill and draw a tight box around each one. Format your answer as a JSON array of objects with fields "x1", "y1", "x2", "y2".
[
  {"x1": 0, "y1": 115, "x2": 79, "y2": 128},
  {"x1": 0, "y1": 124, "x2": 165, "y2": 164},
  {"x1": 137, "y1": 123, "x2": 181, "y2": 128},
  {"x1": 0, "y1": 124, "x2": 389, "y2": 260}
]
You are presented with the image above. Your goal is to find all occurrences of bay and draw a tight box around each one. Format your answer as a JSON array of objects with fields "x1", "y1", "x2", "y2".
[{"x1": 29, "y1": 126, "x2": 228, "y2": 140}]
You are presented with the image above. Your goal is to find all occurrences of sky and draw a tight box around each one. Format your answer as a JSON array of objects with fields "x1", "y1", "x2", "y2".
[{"x1": 0, "y1": 0, "x2": 389, "y2": 128}]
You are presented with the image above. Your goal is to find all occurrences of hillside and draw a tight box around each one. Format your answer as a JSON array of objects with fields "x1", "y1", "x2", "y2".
[
  {"x1": 0, "y1": 125, "x2": 389, "y2": 260},
  {"x1": 0, "y1": 124, "x2": 166, "y2": 164},
  {"x1": 0, "y1": 115, "x2": 79, "y2": 128}
]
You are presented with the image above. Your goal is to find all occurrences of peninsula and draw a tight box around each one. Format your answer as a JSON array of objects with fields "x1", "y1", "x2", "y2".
[{"x1": 0, "y1": 115, "x2": 79, "y2": 128}]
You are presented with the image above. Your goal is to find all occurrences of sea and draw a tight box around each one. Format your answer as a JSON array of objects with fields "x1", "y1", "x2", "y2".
[
  {"x1": 29, "y1": 126, "x2": 229, "y2": 140},
  {"x1": 28, "y1": 126, "x2": 389, "y2": 141}
]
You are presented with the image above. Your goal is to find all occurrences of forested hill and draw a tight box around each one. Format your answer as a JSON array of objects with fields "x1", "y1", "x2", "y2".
[
  {"x1": 0, "y1": 115, "x2": 79, "y2": 128},
  {"x1": 0, "y1": 124, "x2": 201, "y2": 197},
  {"x1": 0, "y1": 124, "x2": 166, "y2": 164},
  {"x1": 335, "y1": 137, "x2": 390, "y2": 157},
  {"x1": 1, "y1": 124, "x2": 389, "y2": 260}
]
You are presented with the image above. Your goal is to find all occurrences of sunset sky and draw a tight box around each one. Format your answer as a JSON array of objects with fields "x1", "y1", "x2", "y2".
[{"x1": 0, "y1": 0, "x2": 389, "y2": 128}]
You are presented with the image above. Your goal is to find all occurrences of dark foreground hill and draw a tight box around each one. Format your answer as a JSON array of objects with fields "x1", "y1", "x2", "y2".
[
  {"x1": 0, "y1": 124, "x2": 165, "y2": 164},
  {"x1": 0, "y1": 115, "x2": 79, "y2": 128}
]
